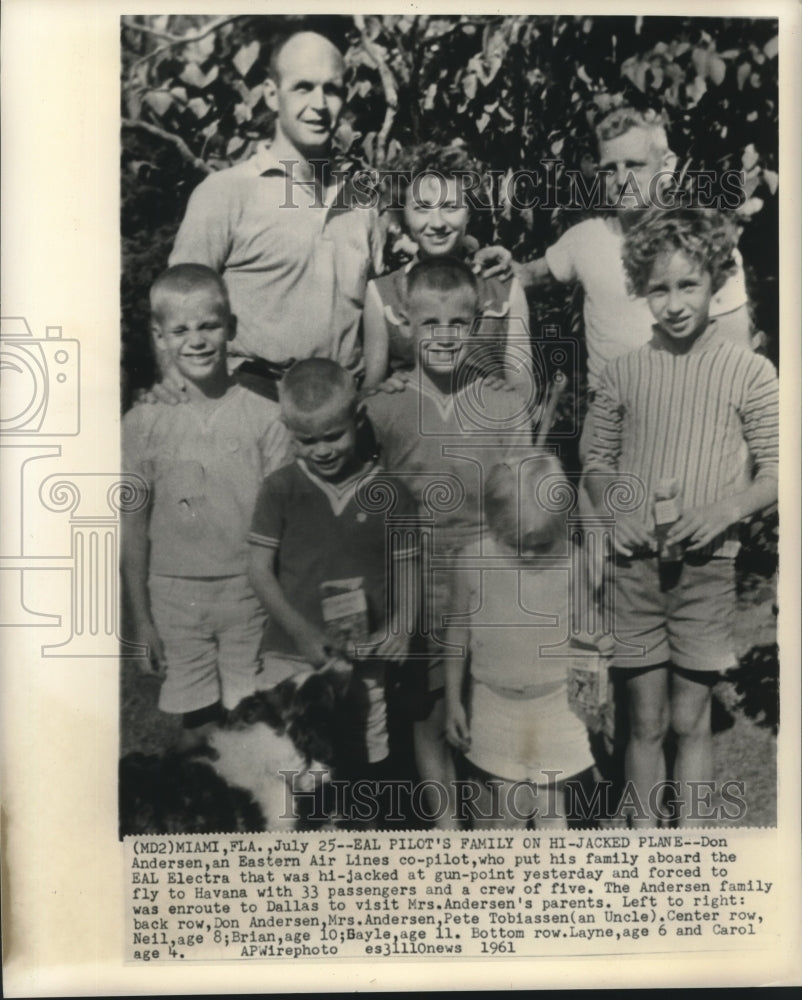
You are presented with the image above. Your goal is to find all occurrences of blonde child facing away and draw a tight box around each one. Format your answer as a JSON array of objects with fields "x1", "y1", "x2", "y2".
[
  {"x1": 121, "y1": 264, "x2": 291, "y2": 747},
  {"x1": 444, "y1": 453, "x2": 597, "y2": 830}
]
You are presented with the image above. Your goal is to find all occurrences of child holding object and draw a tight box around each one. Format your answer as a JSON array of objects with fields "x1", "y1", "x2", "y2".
[
  {"x1": 443, "y1": 453, "x2": 600, "y2": 830},
  {"x1": 584, "y1": 208, "x2": 778, "y2": 828},
  {"x1": 248, "y1": 359, "x2": 420, "y2": 796},
  {"x1": 121, "y1": 265, "x2": 292, "y2": 747}
]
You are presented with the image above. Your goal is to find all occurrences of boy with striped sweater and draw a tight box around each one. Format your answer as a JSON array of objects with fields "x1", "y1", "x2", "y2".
[{"x1": 584, "y1": 209, "x2": 778, "y2": 828}]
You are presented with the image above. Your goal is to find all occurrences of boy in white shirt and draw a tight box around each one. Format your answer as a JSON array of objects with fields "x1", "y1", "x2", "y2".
[{"x1": 122, "y1": 265, "x2": 291, "y2": 746}]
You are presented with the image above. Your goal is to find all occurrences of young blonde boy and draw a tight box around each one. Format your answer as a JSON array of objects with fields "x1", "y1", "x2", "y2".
[
  {"x1": 248, "y1": 359, "x2": 419, "y2": 794},
  {"x1": 583, "y1": 208, "x2": 778, "y2": 828},
  {"x1": 364, "y1": 256, "x2": 532, "y2": 828},
  {"x1": 122, "y1": 265, "x2": 291, "y2": 745}
]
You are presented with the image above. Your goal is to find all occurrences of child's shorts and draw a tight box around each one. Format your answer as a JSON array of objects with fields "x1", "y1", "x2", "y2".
[
  {"x1": 466, "y1": 680, "x2": 593, "y2": 784},
  {"x1": 608, "y1": 554, "x2": 736, "y2": 673},
  {"x1": 149, "y1": 574, "x2": 265, "y2": 714}
]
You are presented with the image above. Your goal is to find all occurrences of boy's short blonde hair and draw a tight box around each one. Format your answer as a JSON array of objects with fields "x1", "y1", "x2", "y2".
[
  {"x1": 150, "y1": 264, "x2": 230, "y2": 324},
  {"x1": 484, "y1": 451, "x2": 570, "y2": 547},
  {"x1": 622, "y1": 208, "x2": 738, "y2": 298},
  {"x1": 406, "y1": 255, "x2": 478, "y2": 305},
  {"x1": 280, "y1": 358, "x2": 357, "y2": 415}
]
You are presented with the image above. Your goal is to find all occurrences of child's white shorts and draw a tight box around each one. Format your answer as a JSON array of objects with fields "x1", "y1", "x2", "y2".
[
  {"x1": 149, "y1": 574, "x2": 264, "y2": 713},
  {"x1": 466, "y1": 679, "x2": 593, "y2": 784}
]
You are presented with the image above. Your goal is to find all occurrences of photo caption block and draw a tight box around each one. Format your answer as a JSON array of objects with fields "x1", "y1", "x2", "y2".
[{"x1": 124, "y1": 829, "x2": 780, "y2": 962}]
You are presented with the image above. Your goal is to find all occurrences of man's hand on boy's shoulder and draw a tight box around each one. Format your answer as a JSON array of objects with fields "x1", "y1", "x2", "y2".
[
  {"x1": 473, "y1": 245, "x2": 513, "y2": 282},
  {"x1": 365, "y1": 370, "x2": 515, "y2": 398},
  {"x1": 477, "y1": 373, "x2": 517, "y2": 392},
  {"x1": 368, "y1": 369, "x2": 413, "y2": 395}
]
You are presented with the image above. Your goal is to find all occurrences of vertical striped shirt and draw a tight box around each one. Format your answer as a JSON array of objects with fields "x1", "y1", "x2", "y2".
[{"x1": 584, "y1": 324, "x2": 778, "y2": 555}]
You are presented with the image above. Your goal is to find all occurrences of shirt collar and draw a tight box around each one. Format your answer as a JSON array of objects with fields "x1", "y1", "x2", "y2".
[
  {"x1": 253, "y1": 141, "x2": 337, "y2": 178},
  {"x1": 254, "y1": 141, "x2": 292, "y2": 176},
  {"x1": 650, "y1": 318, "x2": 721, "y2": 356},
  {"x1": 254, "y1": 141, "x2": 358, "y2": 177},
  {"x1": 254, "y1": 142, "x2": 373, "y2": 214},
  {"x1": 295, "y1": 458, "x2": 381, "y2": 516}
]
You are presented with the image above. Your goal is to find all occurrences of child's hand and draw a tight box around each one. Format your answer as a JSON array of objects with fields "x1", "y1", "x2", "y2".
[
  {"x1": 594, "y1": 631, "x2": 616, "y2": 657},
  {"x1": 133, "y1": 387, "x2": 159, "y2": 406},
  {"x1": 295, "y1": 625, "x2": 331, "y2": 668},
  {"x1": 473, "y1": 245, "x2": 512, "y2": 281},
  {"x1": 445, "y1": 701, "x2": 471, "y2": 753},
  {"x1": 666, "y1": 498, "x2": 740, "y2": 551},
  {"x1": 611, "y1": 514, "x2": 654, "y2": 557},
  {"x1": 320, "y1": 654, "x2": 354, "y2": 686},
  {"x1": 134, "y1": 620, "x2": 166, "y2": 677}
]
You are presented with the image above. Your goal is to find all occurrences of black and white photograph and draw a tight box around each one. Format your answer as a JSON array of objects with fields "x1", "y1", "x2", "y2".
[{"x1": 119, "y1": 12, "x2": 781, "y2": 835}]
